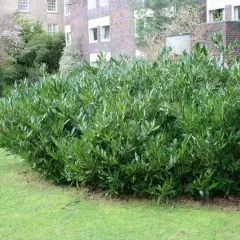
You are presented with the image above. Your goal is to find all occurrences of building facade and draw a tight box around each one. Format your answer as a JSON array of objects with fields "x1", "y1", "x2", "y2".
[
  {"x1": 202, "y1": 0, "x2": 240, "y2": 54},
  {"x1": 168, "y1": 0, "x2": 240, "y2": 55},
  {"x1": 64, "y1": 0, "x2": 136, "y2": 63},
  {"x1": 2, "y1": 0, "x2": 64, "y2": 34},
  {"x1": 206, "y1": 0, "x2": 240, "y2": 22}
]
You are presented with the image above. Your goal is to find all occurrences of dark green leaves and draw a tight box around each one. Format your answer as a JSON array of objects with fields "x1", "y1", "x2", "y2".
[{"x1": 0, "y1": 45, "x2": 240, "y2": 201}]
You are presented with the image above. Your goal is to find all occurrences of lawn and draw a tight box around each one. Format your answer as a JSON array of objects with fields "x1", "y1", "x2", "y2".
[{"x1": 0, "y1": 149, "x2": 239, "y2": 240}]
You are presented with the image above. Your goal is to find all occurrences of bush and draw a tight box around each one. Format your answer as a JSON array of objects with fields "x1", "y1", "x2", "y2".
[
  {"x1": 0, "y1": 44, "x2": 239, "y2": 202},
  {"x1": 17, "y1": 32, "x2": 65, "y2": 73},
  {"x1": 14, "y1": 16, "x2": 44, "y2": 44},
  {"x1": 0, "y1": 17, "x2": 64, "y2": 90},
  {"x1": 0, "y1": 63, "x2": 28, "y2": 96},
  {"x1": 59, "y1": 46, "x2": 82, "y2": 73}
]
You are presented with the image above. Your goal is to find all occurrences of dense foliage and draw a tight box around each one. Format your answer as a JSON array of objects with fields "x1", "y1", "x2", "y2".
[
  {"x1": 14, "y1": 16, "x2": 44, "y2": 44},
  {"x1": 132, "y1": 0, "x2": 199, "y2": 46},
  {"x1": 59, "y1": 46, "x2": 82, "y2": 73},
  {"x1": 17, "y1": 32, "x2": 65, "y2": 74},
  {"x1": 0, "y1": 45, "x2": 240, "y2": 202},
  {"x1": 0, "y1": 17, "x2": 65, "y2": 92}
]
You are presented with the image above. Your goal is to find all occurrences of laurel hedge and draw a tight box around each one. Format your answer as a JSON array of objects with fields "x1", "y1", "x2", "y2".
[{"x1": 0, "y1": 45, "x2": 239, "y2": 202}]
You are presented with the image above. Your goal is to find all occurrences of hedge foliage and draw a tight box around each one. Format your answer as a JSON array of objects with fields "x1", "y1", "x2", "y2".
[{"x1": 0, "y1": 45, "x2": 240, "y2": 202}]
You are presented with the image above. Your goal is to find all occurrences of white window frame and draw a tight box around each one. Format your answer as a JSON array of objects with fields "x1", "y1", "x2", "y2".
[
  {"x1": 89, "y1": 16, "x2": 110, "y2": 43},
  {"x1": 104, "y1": 52, "x2": 111, "y2": 61},
  {"x1": 209, "y1": 9, "x2": 225, "y2": 22},
  {"x1": 100, "y1": 25, "x2": 110, "y2": 42},
  {"x1": 90, "y1": 53, "x2": 99, "y2": 66},
  {"x1": 65, "y1": 25, "x2": 72, "y2": 46},
  {"x1": 90, "y1": 52, "x2": 111, "y2": 65},
  {"x1": 64, "y1": 0, "x2": 70, "y2": 16},
  {"x1": 88, "y1": 0, "x2": 96, "y2": 10},
  {"x1": 135, "y1": 50, "x2": 146, "y2": 59},
  {"x1": 234, "y1": 6, "x2": 240, "y2": 20},
  {"x1": 89, "y1": 28, "x2": 98, "y2": 43},
  {"x1": 47, "y1": 0, "x2": 57, "y2": 13},
  {"x1": 48, "y1": 24, "x2": 58, "y2": 35},
  {"x1": 99, "y1": 0, "x2": 109, "y2": 7},
  {"x1": 18, "y1": 0, "x2": 29, "y2": 12}
]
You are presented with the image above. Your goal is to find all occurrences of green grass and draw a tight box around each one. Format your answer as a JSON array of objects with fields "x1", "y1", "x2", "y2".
[{"x1": 0, "y1": 149, "x2": 239, "y2": 240}]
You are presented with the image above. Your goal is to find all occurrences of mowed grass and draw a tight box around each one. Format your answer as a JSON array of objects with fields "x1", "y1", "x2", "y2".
[{"x1": 0, "y1": 149, "x2": 239, "y2": 240}]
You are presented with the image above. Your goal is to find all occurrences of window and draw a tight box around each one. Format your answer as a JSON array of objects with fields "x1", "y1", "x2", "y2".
[
  {"x1": 18, "y1": 0, "x2": 29, "y2": 12},
  {"x1": 101, "y1": 25, "x2": 110, "y2": 41},
  {"x1": 88, "y1": 0, "x2": 96, "y2": 10},
  {"x1": 47, "y1": 0, "x2": 57, "y2": 12},
  {"x1": 64, "y1": 0, "x2": 70, "y2": 16},
  {"x1": 48, "y1": 24, "x2": 58, "y2": 35},
  {"x1": 89, "y1": 28, "x2": 98, "y2": 42},
  {"x1": 90, "y1": 52, "x2": 111, "y2": 65},
  {"x1": 99, "y1": 0, "x2": 109, "y2": 7},
  {"x1": 65, "y1": 32, "x2": 71, "y2": 46},
  {"x1": 234, "y1": 6, "x2": 240, "y2": 20},
  {"x1": 104, "y1": 52, "x2": 111, "y2": 61},
  {"x1": 135, "y1": 50, "x2": 146, "y2": 59},
  {"x1": 210, "y1": 9, "x2": 224, "y2": 22},
  {"x1": 90, "y1": 53, "x2": 99, "y2": 66},
  {"x1": 89, "y1": 16, "x2": 109, "y2": 43},
  {"x1": 65, "y1": 25, "x2": 71, "y2": 46}
]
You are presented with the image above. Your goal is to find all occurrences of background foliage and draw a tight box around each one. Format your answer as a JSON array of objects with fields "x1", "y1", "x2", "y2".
[
  {"x1": 0, "y1": 45, "x2": 240, "y2": 202},
  {"x1": 0, "y1": 17, "x2": 65, "y2": 93},
  {"x1": 59, "y1": 46, "x2": 82, "y2": 73},
  {"x1": 14, "y1": 16, "x2": 44, "y2": 44},
  {"x1": 17, "y1": 32, "x2": 65, "y2": 74},
  {"x1": 132, "y1": 0, "x2": 199, "y2": 44},
  {"x1": 132, "y1": 0, "x2": 205, "y2": 61}
]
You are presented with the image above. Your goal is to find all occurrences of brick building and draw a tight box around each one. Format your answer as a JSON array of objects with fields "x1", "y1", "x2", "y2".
[
  {"x1": 3, "y1": 0, "x2": 65, "y2": 33},
  {"x1": 167, "y1": 0, "x2": 240, "y2": 55},
  {"x1": 203, "y1": 0, "x2": 240, "y2": 54},
  {"x1": 189, "y1": 0, "x2": 240, "y2": 55},
  {"x1": 64, "y1": 0, "x2": 136, "y2": 63},
  {"x1": 65, "y1": 0, "x2": 240, "y2": 61}
]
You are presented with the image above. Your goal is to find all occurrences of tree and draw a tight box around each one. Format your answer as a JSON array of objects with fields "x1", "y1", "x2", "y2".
[
  {"x1": 133, "y1": 0, "x2": 200, "y2": 46},
  {"x1": 132, "y1": 1, "x2": 205, "y2": 60},
  {"x1": 0, "y1": 12, "x2": 24, "y2": 91},
  {"x1": 0, "y1": 13, "x2": 22, "y2": 63},
  {"x1": 14, "y1": 16, "x2": 44, "y2": 44},
  {"x1": 18, "y1": 32, "x2": 65, "y2": 73},
  {"x1": 0, "y1": 15, "x2": 44, "y2": 65},
  {"x1": 59, "y1": 46, "x2": 82, "y2": 73},
  {"x1": 0, "y1": 16, "x2": 65, "y2": 90}
]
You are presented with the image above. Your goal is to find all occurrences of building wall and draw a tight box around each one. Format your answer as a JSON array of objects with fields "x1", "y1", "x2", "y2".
[
  {"x1": 2, "y1": 0, "x2": 64, "y2": 32},
  {"x1": 197, "y1": 1, "x2": 240, "y2": 55},
  {"x1": 207, "y1": 0, "x2": 240, "y2": 22},
  {"x1": 166, "y1": 34, "x2": 191, "y2": 54},
  {"x1": 207, "y1": 0, "x2": 240, "y2": 11},
  {"x1": 193, "y1": 21, "x2": 240, "y2": 55},
  {"x1": 225, "y1": 21, "x2": 240, "y2": 54},
  {"x1": 67, "y1": 0, "x2": 136, "y2": 61}
]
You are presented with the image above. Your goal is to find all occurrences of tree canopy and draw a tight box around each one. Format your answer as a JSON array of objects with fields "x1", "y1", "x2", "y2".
[{"x1": 132, "y1": 0, "x2": 201, "y2": 45}]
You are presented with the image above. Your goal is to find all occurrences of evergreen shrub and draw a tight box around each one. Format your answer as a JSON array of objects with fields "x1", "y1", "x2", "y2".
[{"x1": 0, "y1": 44, "x2": 240, "y2": 201}]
